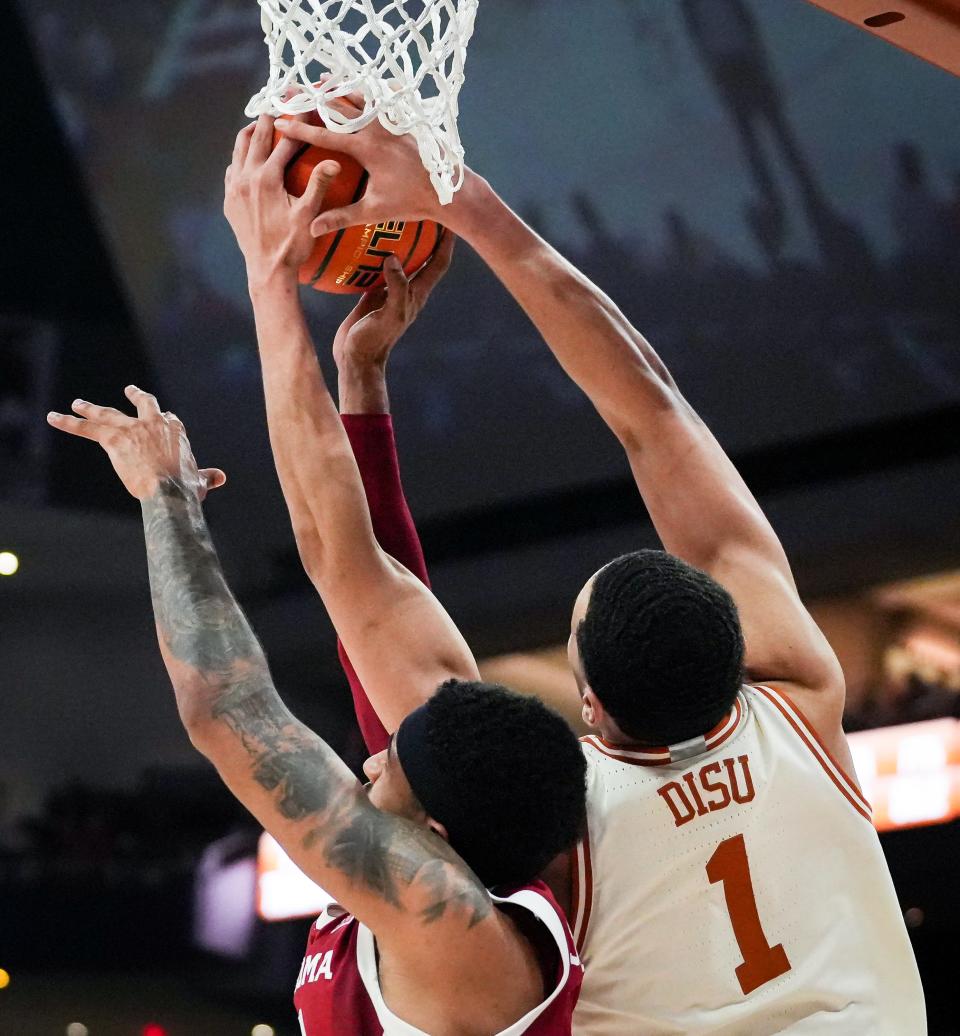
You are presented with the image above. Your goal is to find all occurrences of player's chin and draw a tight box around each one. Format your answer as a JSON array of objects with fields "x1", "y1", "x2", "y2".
[{"x1": 364, "y1": 781, "x2": 398, "y2": 817}]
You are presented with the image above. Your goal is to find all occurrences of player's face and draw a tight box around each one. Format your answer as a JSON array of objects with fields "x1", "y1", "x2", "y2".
[
  {"x1": 567, "y1": 571, "x2": 598, "y2": 693},
  {"x1": 363, "y1": 735, "x2": 428, "y2": 824}
]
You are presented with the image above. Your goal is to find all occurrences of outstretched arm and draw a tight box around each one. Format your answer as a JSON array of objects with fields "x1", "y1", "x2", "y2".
[
  {"x1": 333, "y1": 272, "x2": 439, "y2": 754},
  {"x1": 278, "y1": 118, "x2": 846, "y2": 758},
  {"x1": 335, "y1": 298, "x2": 432, "y2": 589},
  {"x1": 448, "y1": 193, "x2": 845, "y2": 728},
  {"x1": 45, "y1": 389, "x2": 492, "y2": 946},
  {"x1": 225, "y1": 119, "x2": 476, "y2": 738}
]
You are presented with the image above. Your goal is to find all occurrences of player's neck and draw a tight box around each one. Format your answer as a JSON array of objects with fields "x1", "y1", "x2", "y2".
[
  {"x1": 595, "y1": 715, "x2": 646, "y2": 748},
  {"x1": 595, "y1": 717, "x2": 703, "y2": 752}
]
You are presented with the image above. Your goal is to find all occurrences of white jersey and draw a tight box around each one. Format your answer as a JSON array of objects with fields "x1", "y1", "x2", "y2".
[{"x1": 570, "y1": 684, "x2": 926, "y2": 1035}]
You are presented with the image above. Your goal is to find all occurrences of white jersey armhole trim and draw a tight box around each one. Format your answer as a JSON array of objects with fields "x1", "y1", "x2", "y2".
[
  {"x1": 570, "y1": 825, "x2": 593, "y2": 955},
  {"x1": 753, "y1": 684, "x2": 872, "y2": 822},
  {"x1": 355, "y1": 888, "x2": 573, "y2": 1036}
]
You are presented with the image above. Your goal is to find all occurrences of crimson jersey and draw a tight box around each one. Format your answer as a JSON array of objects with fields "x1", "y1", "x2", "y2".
[{"x1": 294, "y1": 880, "x2": 583, "y2": 1036}]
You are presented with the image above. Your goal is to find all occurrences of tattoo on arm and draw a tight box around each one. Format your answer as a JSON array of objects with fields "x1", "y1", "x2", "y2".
[
  {"x1": 320, "y1": 810, "x2": 491, "y2": 928},
  {"x1": 141, "y1": 478, "x2": 491, "y2": 930}
]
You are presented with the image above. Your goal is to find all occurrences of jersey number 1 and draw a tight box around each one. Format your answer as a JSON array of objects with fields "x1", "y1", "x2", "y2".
[{"x1": 706, "y1": 833, "x2": 791, "y2": 995}]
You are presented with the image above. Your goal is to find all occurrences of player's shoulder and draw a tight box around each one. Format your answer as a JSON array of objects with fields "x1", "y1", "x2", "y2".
[
  {"x1": 494, "y1": 880, "x2": 582, "y2": 978},
  {"x1": 747, "y1": 680, "x2": 846, "y2": 758},
  {"x1": 748, "y1": 682, "x2": 871, "y2": 822},
  {"x1": 308, "y1": 900, "x2": 359, "y2": 946},
  {"x1": 492, "y1": 879, "x2": 575, "y2": 947}
]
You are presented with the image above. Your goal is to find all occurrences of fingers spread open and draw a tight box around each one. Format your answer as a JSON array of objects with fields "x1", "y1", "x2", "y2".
[
  {"x1": 70, "y1": 399, "x2": 133, "y2": 427},
  {"x1": 124, "y1": 385, "x2": 162, "y2": 419},
  {"x1": 246, "y1": 113, "x2": 276, "y2": 168},
  {"x1": 266, "y1": 134, "x2": 302, "y2": 176},
  {"x1": 341, "y1": 89, "x2": 367, "y2": 111},
  {"x1": 232, "y1": 122, "x2": 257, "y2": 167},
  {"x1": 300, "y1": 159, "x2": 341, "y2": 216},
  {"x1": 47, "y1": 412, "x2": 104, "y2": 442},
  {"x1": 310, "y1": 197, "x2": 373, "y2": 237},
  {"x1": 276, "y1": 118, "x2": 364, "y2": 159},
  {"x1": 326, "y1": 93, "x2": 366, "y2": 119}
]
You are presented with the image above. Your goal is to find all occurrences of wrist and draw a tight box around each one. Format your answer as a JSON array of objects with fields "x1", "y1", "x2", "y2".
[
  {"x1": 140, "y1": 473, "x2": 201, "y2": 508},
  {"x1": 337, "y1": 358, "x2": 390, "y2": 415},
  {"x1": 247, "y1": 264, "x2": 300, "y2": 299},
  {"x1": 440, "y1": 170, "x2": 494, "y2": 240}
]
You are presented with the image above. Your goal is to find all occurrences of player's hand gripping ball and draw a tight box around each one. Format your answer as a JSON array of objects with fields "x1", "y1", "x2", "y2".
[{"x1": 273, "y1": 111, "x2": 442, "y2": 295}]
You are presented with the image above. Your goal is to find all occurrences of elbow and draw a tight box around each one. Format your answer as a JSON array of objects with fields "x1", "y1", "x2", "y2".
[
  {"x1": 180, "y1": 712, "x2": 231, "y2": 775},
  {"x1": 158, "y1": 643, "x2": 219, "y2": 751},
  {"x1": 291, "y1": 522, "x2": 335, "y2": 587},
  {"x1": 172, "y1": 683, "x2": 218, "y2": 756},
  {"x1": 613, "y1": 381, "x2": 688, "y2": 453},
  {"x1": 185, "y1": 723, "x2": 215, "y2": 758},
  {"x1": 296, "y1": 527, "x2": 385, "y2": 593}
]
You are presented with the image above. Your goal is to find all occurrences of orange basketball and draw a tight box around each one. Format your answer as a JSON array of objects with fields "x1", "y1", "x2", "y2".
[{"x1": 273, "y1": 115, "x2": 442, "y2": 295}]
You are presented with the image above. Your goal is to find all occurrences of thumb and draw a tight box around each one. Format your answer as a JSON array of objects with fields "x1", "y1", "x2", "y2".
[
  {"x1": 300, "y1": 159, "x2": 341, "y2": 216},
  {"x1": 382, "y1": 253, "x2": 410, "y2": 297},
  {"x1": 200, "y1": 468, "x2": 228, "y2": 493},
  {"x1": 310, "y1": 198, "x2": 377, "y2": 237}
]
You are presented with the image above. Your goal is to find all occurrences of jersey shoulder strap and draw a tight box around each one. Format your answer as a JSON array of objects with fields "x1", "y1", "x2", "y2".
[
  {"x1": 355, "y1": 883, "x2": 580, "y2": 1036},
  {"x1": 750, "y1": 684, "x2": 872, "y2": 822}
]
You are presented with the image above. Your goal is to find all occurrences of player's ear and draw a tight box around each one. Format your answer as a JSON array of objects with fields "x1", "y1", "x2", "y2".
[
  {"x1": 425, "y1": 817, "x2": 449, "y2": 843},
  {"x1": 581, "y1": 688, "x2": 602, "y2": 729}
]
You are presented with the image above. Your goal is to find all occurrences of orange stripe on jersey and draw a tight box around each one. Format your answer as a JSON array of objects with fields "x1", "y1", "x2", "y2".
[
  {"x1": 570, "y1": 824, "x2": 593, "y2": 955},
  {"x1": 569, "y1": 843, "x2": 580, "y2": 933},
  {"x1": 754, "y1": 685, "x2": 872, "y2": 823},
  {"x1": 754, "y1": 685, "x2": 870, "y2": 809},
  {"x1": 580, "y1": 736, "x2": 672, "y2": 766},
  {"x1": 579, "y1": 696, "x2": 745, "y2": 767}
]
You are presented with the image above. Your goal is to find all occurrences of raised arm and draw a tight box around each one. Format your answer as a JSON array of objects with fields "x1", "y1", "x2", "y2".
[
  {"x1": 332, "y1": 265, "x2": 443, "y2": 753},
  {"x1": 224, "y1": 119, "x2": 478, "y2": 736},
  {"x1": 449, "y1": 192, "x2": 842, "y2": 705},
  {"x1": 45, "y1": 389, "x2": 492, "y2": 947},
  {"x1": 278, "y1": 118, "x2": 846, "y2": 757},
  {"x1": 447, "y1": 195, "x2": 846, "y2": 736}
]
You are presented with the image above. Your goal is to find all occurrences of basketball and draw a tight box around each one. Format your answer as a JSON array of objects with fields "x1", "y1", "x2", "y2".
[{"x1": 273, "y1": 115, "x2": 442, "y2": 295}]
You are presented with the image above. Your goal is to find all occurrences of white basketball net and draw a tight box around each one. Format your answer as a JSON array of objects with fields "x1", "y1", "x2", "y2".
[{"x1": 245, "y1": 0, "x2": 479, "y2": 204}]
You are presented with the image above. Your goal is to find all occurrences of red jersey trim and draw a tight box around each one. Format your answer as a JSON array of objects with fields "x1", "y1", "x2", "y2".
[
  {"x1": 570, "y1": 823, "x2": 593, "y2": 955},
  {"x1": 354, "y1": 885, "x2": 579, "y2": 1035},
  {"x1": 754, "y1": 685, "x2": 872, "y2": 823},
  {"x1": 579, "y1": 695, "x2": 744, "y2": 767}
]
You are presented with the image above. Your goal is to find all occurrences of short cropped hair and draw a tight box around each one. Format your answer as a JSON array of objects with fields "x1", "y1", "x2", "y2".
[
  {"x1": 413, "y1": 680, "x2": 587, "y2": 889},
  {"x1": 576, "y1": 550, "x2": 744, "y2": 745}
]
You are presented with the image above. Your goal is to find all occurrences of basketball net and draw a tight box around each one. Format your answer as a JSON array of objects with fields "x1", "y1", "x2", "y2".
[{"x1": 245, "y1": 0, "x2": 479, "y2": 204}]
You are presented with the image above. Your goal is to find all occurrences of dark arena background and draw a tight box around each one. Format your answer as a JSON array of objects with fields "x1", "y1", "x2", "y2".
[{"x1": 2, "y1": 0, "x2": 959, "y2": 1033}]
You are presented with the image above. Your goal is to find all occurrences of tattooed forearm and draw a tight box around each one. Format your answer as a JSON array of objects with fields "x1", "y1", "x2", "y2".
[
  {"x1": 141, "y1": 478, "x2": 346, "y2": 823},
  {"x1": 141, "y1": 477, "x2": 491, "y2": 931},
  {"x1": 142, "y1": 479, "x2": 264, "y2": 677}
]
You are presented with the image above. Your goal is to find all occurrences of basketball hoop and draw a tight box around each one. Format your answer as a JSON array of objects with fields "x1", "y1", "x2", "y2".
[{"x1": 245, "y1": 0, "x2": 479, "y2": 205}]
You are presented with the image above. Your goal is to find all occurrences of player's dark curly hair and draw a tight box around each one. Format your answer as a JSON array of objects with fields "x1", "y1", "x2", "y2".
[
  {"x1": 576, "y1": 550, "x2": 744, "y2": 745},
  {"x1": 414, "y1": 680, "x2": 587, "y2": 890}
]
